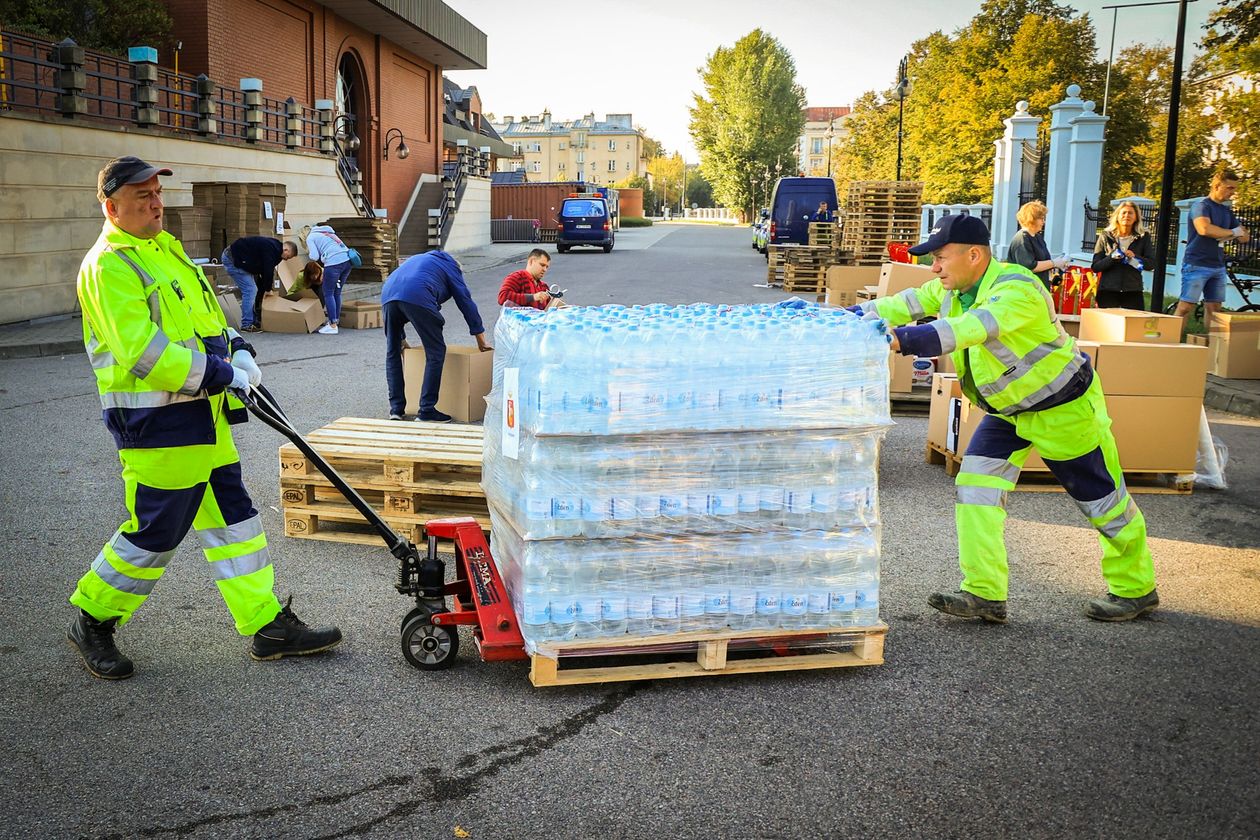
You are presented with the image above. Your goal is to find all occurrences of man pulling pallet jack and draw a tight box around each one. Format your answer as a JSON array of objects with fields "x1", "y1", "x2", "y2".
[{"x1": 855, "y1": 215, "x2": 1158, "y2": 623}]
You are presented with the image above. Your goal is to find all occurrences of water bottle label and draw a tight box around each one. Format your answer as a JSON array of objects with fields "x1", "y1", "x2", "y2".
[
  {"x1": 660, "y1": 494, "x2": 685, "y2": 517},
  {"x1": 574, "y1": 596, "x2": 603, "y2": 621},
  {"x1": 636, "y1": 494, "x2": 661, "y2": 519},
  {"x1": 610, "y1": 495, "x2": 638, "y2": 520},
  {"x1": 523, "y1": 601, "x2": 550, "y2": 625},
  {"x1": 710, "y1": 490, "x2": 737, "y2": 516},
  {"x1": 830, "y1": 591, "x2": 855, "y2": 610},
  {"x1": 581, "y1": 495, "x2": 611, "y2": 521},
  {"x1": 680, "y1": 592, "x2": 706, "y2": 617},
  {"x1": 737, "y1": 488, "x2": 760, "y2": 513},
  {"x1": 687, "y1": 492, "x2": 710, "y2": 516},
  {"x1": 526, "y1": 497, "x2": 552, "y2": 521},
  {"x1": 603, "y1": 596, "x2": 628, "y2": 621},
  {"x1": 704, "y1": 591, "x2": 730, "y2": 614},
  {"x1": 551, "y1": 600, "x2": 576, "y2": 625},
  {"x1": 783, "y1": 593, "x2": 807, "y2": 616},
  {"x1": 756, "y1": 592, "x2": 781, "y2": 614},
  {"x1": 730, "y1": 590, "x2": 756, "y2": 615},
  {"x1": 812, "y1": 488, "x2": 839, "y2": 513},
  {"x1": 653, "y1": 594, "x2": 679, "y2": 619},
  {"x1": 856, "y1": 587, "x2": 879, "y2": 607},
  {"x1": 552, "y1": 496, "x2": 580, "y2": 519},
  {"x1": 808, "y1": 591, "x2": 830, "y2": 614},
  {"x1": 787, "y1": 490, "x2": 812, "y2": 514},
  {"x1": 760, "y1": 486, "x2": 785, "y2": 511},
  {"x1": 627, "y1": 594, "x2": 653, "y2": 619}
]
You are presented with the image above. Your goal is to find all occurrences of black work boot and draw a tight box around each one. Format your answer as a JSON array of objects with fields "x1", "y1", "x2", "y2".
[
  {"x1": 1085, "y1": 589, "x2": 1159, "y2": 622},
  {"x1": 250, "y1": 599, "x2": 343, "y2": 661},
  {"x1": 928, "y1": 590, "x2": 1009, "y2": 624},
  {"x1": 67, "y1": 611, "x2": 135, "y2": 680}
]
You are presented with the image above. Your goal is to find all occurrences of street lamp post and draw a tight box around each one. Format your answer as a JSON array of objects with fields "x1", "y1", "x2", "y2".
[
  {"x1": 893, "y1": 55, "x2": 911, "y2": 182},
  {"x1": 826, "y1": 118, "x2": 835, "y2": 179}
]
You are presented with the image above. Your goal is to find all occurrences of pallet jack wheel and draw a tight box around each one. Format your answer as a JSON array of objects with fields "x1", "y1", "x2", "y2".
[{"x1": 401, "y1": 613, "x2": 459, "y2": 670}]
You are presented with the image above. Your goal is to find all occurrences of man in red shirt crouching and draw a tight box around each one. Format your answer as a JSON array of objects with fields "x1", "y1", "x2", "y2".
[{"x1": 498, "y1": 249, "x2": 553, "y2": 309}]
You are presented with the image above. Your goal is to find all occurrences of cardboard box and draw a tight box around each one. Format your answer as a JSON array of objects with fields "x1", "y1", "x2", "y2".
[
  {"x1": 877, "y1": 262, "x2": 932, "y2": 299},
  {"x1": 1093, "y1": 343, "x2": 1209, "y2": 398},
  {"x1": 890, "y1": 351, "x2": 935, "y2": 394},
  {"x1": 1079, "y1": 308, "x2": 1182, "y2": 345},
  {"x1": 403, "y1": 343, "x2": 493, "y2": 422},
  {"x1": 1185, "y1": 333, "x2": 1209, "y2": 347},
  {"x1": 928, "y1": 373, "x2": 960, "y2": 449},
  {"x1": 1207, "y1": 312, "x2": 1260, "y2": 379},
  {"x1": 824, "y1": 288, "x2": 856, "y2": 308},
  {"x1": 856, "y1": 285, "x2": 879, "y2": 303},
  {"x1": 261, "y1": 292, "x2": 324, "y2": 333},
  {"x1": 1059, "y1": 314, "x2": 1081, "y2": 338},
  {"x1": 274, "y1": 255, "x2": 306, "y2": 294},
  {"x1": 1105, "y1": 395, "x2": 1201, "y2": 472},
  {"x1": 826, "y1": 265, "x2": 882, "y2": 296},
  {"x1": 216, "y1": 291, "x2": 242, "y2": 330},
  {"x1": 341, "y1": 299, "x2": 382, "y2": 329},
  {"x1": 946, "y1": 395, "x2": 984, "y2": 455}
]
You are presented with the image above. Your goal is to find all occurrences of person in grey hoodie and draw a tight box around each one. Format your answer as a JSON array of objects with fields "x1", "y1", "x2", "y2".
[
  {"x1": 381, "y1": 250, "x2": 490, "y2": 422},
  {"x1": 305, "y1": 223, "x2": 353, "y2": 334}
]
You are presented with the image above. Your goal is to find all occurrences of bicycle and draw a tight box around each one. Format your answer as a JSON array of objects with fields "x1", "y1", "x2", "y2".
[{"x1": 1164, "y1": 260, "x2": 1260, "y2": 320}]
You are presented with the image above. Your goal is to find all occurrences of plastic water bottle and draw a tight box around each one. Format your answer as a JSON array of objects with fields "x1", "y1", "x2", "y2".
[
  {"x1": 634, "y1": 443, "x2": 662, "y2": 532},
  {"x1": 735, "y1": 439, "x2": 762, "y2": 527},
  {"x1": 678, "y1": 552, "x2": 707, "y2": 633},
  {"x1": 650, "y1": 557, "x2": 680, "y2": 635},
  {"x1": 702, "y1": 547, "x2": 731, "y2": 631},
  {"x1": 779, "y1": 549, "x2": 808, "y2": 630},
  {"x1": 626, "y1": 560, "x2": 654, "y2": 636},
  {"x1": 759, "y1": 434, "x2": 786, "y2": 528},
  {"x1": 751, "y1": 553, "x2": 781, "y2": 631},
  {"x1": 520, "y1": 553, "x2": 551, "y2": 641},
  {"x1": 580, "y1": 442, "x2": 612, "y2": 539},
  {"x1": 599, "y1": 553, "x2": 628, "y2": 636},
  {"x1": 727, "y1": 538, "x2": 757, "y2": 631},
  {"x1": 854, "y1": 573, "x2": 880, "y2": 626},
  {"x1": 545, "y1": 545, "x2": 576, "y2": 641},
  {"x1": 572, "y1": 549, "x2": 603, "y2": 639}
]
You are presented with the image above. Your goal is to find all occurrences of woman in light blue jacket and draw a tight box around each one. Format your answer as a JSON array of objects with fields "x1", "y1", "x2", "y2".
[{"x1": 305, "y1": 223, "x2": 352, "y2": 334}]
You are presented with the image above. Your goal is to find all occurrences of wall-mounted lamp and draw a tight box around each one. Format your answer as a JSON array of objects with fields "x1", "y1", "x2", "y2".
[
  {"x1": 332, "y1": 114, "x2": 360, "y2": 152},
  {"x1": 383, "y1": 127, "x2": 409, "y2": 160}
]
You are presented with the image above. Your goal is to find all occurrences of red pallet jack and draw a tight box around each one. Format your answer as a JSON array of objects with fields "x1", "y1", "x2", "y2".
[{"x1": 240, "y1": 385, "x2": 528, "y2": 670}]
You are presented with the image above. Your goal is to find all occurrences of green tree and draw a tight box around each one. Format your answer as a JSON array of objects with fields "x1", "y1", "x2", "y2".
[
  {"x1": 639, "y1": 132, "x2": 665, "y2": 161},
  {"x1": 648, "y1": 153, "x2": 685, "y2": 213},
  {"x1": 0, "y1": 0, "x2": 173, "y2": 55},
  {"x1": 1201, "y1": 0, "x2": 1260, "y2": 197},
  {"x1": 689, "y1": 29, "x2": 806, "y2": 218},
  {"x1": 614, "y1": 174, "x2": 655, "y2": 216},
  {"x1": 685, "y1": 166, "x2": 714, "y2": 208}
]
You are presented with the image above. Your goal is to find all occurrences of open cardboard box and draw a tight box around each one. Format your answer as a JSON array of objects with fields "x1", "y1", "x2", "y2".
[
  {"x1": 403, "y1": 342, "x2": 493, "y2": 422},
  {"x1": 261, "y1": 290, "x2": 324, "y2": 333}
]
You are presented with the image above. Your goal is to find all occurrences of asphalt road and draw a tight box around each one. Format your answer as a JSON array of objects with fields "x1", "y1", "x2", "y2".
[{"x1": 1, "y1": 223, "x2": 1258, "y2": 839}]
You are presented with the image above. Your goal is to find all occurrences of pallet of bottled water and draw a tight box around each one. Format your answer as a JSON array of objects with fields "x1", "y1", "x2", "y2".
[{"x1": 491, "y1": 300, "x2": 891, "y2": 435}]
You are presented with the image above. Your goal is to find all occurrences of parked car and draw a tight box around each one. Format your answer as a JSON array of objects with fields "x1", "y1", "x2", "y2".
[
  {"x1": 752, "y1": 208, "x2": 770, "y2": 252},
  {"x1": 557, "y1": 195, "x2": 614, "y2": 253},
  {"x1": 767, "y1": 176, "x2": 839, "y2": 249}
]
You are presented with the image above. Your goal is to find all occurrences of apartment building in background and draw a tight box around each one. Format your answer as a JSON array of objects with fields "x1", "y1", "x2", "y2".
[
  {"x1": 491, "y1": 112, "x2": 647, "y2": 184},
  {"x1": 799, "y1": 106, "x2": 852, "y2": 178}
]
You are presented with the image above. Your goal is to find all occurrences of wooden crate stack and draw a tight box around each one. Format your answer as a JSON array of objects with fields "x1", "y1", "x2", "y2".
[
  {"x1": 322, "y1": 217, "x2": 399, "y2": 283},
  {"x1": 279, "y1": 418, "x2": 489, "y2": 546},
  {"x1": 841, "y1": 181, "x2": 923, "y2": 266},
  {"x1": 808, "y1": 221, "x2": 841, "y2": 249},
  {"x1": 164, "y1": 206, "x2": 213, "y2": 259},
  {"x1": 779, "y1": 244, "x2": 836, "y2": 294}
]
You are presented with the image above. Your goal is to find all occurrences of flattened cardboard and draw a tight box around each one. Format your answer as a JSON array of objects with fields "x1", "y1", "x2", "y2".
[
  {"x1": 403, "y1": 343, "x2": 494, "y2": 422},
  {"x1": 216, "y1": 291, "x2": 242, "y2": 330}
]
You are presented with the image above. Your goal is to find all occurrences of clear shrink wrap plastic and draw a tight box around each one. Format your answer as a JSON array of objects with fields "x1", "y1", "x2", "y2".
[{"x1": 484, "y1": 301, "x2": 892, "y2": 652}]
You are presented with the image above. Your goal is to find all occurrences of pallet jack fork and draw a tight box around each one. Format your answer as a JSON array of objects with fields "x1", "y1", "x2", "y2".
[{"x1": 238, "y1": 385, "x2": 527, "y2": 670}]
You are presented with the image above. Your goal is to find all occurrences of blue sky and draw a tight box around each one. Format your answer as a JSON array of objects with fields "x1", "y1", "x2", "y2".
[{"x1": 444, "y1": 0, "x2": 1215, "y2": 161}]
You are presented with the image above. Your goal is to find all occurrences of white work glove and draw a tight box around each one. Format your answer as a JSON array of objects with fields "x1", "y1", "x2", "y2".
[
  {"x1": 1052, "y1": 256, "x2": 1070, "y2": 271},
  {"x1": 1232, "y1": 226, "x2": 1245, "y2": 238},
  {"x1": 231, "y1": 349, "x2": 262, "y2": 388},
  {"x1": 229, "y1": 365, "x2": 251, "y2": 394}
]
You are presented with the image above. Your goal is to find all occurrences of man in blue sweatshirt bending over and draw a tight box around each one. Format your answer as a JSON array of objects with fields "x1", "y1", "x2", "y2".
[{"x1": 382, "y1": 250, "x2": 491, "y2": 423}]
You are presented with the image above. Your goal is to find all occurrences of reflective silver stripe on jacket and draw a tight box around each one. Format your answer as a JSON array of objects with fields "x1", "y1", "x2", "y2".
[
  {"x1": 197, "y1": 515, "x2": 265, "y2": 550},
  {"x1": 859, "y1": 301, "x2": 880, "y2": 316},
  {"x1": 931, "y1": 319, "x2": 958, "y2": 354},
  {"x1": 1096, "y1": 498, "x2": 1140, "y2": 538},
  {"x1": 112, "y1": 250, "x2": 164, "y2": 323},
  {"x1": 972, "y1": 309, "x2": 1001, "y2": 341},
  {"x1": 1073, "y1": 486, "x2": 1126, "y2": 522},
  {"x1": 130, "y1": 332, "x2": 170, "y2": 380},
  {"x1": 102, "y1": 529, "x2": 176, "y2": 569},
  {"x1": 986, "y1": 352, "x2": 1086, "y2": 415},
  {"x1": 86, "y1": 331, "x2": 115, "y2": 370},
  {"x1": 896, "y1": 288, "x2": 926, "y2": 320},
  {"x1": 91, "y1": 555, "x2": 164, "y2": 596},
  {"x1": 99, "y1": 390, "x2": 205, "y2": 410},
  {"x1": 956, "y1": 485, "x2": 1008, "y2": 508},
  {"x1": 960, "y1": 455, "x2": 1023, "y2": 485},
  {"x1": 939, "y1": 290, "x2": 954, "y2": 319},
  {"x1": 209, "y1": 547, "x2": 272, "y2": 581}
]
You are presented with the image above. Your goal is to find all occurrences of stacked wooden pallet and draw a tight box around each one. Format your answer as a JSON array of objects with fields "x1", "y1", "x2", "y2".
[
  {"x1": 766, "y1": 246, "x2": 786, "y2": 286},
  {"x1": 808, "y1": 221, "x2": 841, "y2": 249},
  {"x1": 842, "y1": 181, "x2": 923, "y2": 266},
  {"x1": 778, "y1": 244, "x2": 836, "y2": 294},
  {"x1": 323, "y1": 217, "x2": 400, "y2": 284},
  {"x1": 279, "y1": 418, "x2": 489, "y2": 546}
]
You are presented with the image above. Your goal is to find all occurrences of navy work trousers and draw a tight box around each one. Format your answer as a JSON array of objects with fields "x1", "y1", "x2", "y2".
[{"x1": 384, "y1": 299, "x2": 445, "y2": 415}]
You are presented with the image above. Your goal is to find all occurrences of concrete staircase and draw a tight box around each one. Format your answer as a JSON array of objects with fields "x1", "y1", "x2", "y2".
[{"x1": 398, "y1": 179, "x2": 446, "y2": 256}]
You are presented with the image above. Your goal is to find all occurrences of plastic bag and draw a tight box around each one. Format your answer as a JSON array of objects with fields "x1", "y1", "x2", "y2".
[{"x1": 1187, "y1": 408, "x2": 1229, "y2": 490}]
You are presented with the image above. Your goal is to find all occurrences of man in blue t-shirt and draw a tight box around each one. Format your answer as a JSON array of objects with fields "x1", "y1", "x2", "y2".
[
  {"x1": 381, "y1": 250, "x2": 490, "y2": 423},
  {"x1": 1176, "y1": 169, "x2": 1250, "y2": 320}
]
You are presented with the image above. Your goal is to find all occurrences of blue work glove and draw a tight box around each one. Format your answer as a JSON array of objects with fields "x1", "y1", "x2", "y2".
[{"x1": 844, "y1": 304, "x2": 864, "y2": 315}]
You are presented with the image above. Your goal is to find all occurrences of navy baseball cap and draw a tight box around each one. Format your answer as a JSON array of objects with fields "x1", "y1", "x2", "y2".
[
  {"x1": 907, "y1": 213, "x2": 991, "y2": 256},
  {"x1": 97, "y1": 156, "x2": 173, "y2": 199}
]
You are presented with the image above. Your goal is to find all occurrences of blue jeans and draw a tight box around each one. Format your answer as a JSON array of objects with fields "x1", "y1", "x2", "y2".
[
  {"x1": 384, "y1": 300, "x2": 445, "y2": 415},
  {"x1": 221, "y1": 248, "x2": 258, "y2": 328},
  {"x1": 1180, "y1": 263, "x2": 1227, "y2": 303},
  {"x1": 322, "y1": 261, "x2": 351, "y2": 323}
]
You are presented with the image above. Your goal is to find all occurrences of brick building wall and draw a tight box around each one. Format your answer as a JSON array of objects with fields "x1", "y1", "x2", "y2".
[{"x1": 160, "y1": 0, "x2": 441, "y2": 219}]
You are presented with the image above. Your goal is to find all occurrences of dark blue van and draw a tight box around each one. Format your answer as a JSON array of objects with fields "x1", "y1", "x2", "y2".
[
  {"x1": 557, "y1": 195, "x2": 614, "y2": 253},
  {"x1": 767, "y1": 176, "x2": 838, "y2": 249}
]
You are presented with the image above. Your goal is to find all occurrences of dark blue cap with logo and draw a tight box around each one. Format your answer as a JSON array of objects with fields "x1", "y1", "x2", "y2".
[
  {"x1": 97, "y1": 156, "x2": 173, "y2": 199},
  {"x1": 907, "y1": 213, "x2": 991, "y2": 256}
]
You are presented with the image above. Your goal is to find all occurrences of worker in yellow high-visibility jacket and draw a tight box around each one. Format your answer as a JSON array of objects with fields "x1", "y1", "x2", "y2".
[
  {"x1": 856, "y1": 214, "x2": 1157, "y2": 623},
  {"x1": 67, "y1": 156, "x2": 342, "y2": 680}
]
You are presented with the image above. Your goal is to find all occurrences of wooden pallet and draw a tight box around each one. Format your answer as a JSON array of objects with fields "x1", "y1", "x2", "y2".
[
  {"x1": 279, "y1": 417, "x2": 488, "y2": 544},
  {"x1": 891, "y1": 391, "x2": 932, "y2": 415},
  {"x1": 924, "y1": 442, "x2": 1194, "y2": 493},
  {"x1": 529, "y1": 623, "x2": 887, "y2": 687}
]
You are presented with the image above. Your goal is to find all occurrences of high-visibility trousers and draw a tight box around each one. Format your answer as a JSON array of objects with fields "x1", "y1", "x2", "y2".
[
  {"x1": 70, "y1": 408, "x2": 282, "y2": 635},
  {"x1": 954, "y1": 376, "x2": 1156, "y2": 602}
]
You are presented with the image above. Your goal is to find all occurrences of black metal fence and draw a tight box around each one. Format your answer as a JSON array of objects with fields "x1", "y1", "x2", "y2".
[
  {"x1": 1081, "y1": 199, "x2": 1259, "y2": 273},
  {"x1": 1226, "y1": 206, "x2": 1260, "y2": 273}
]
